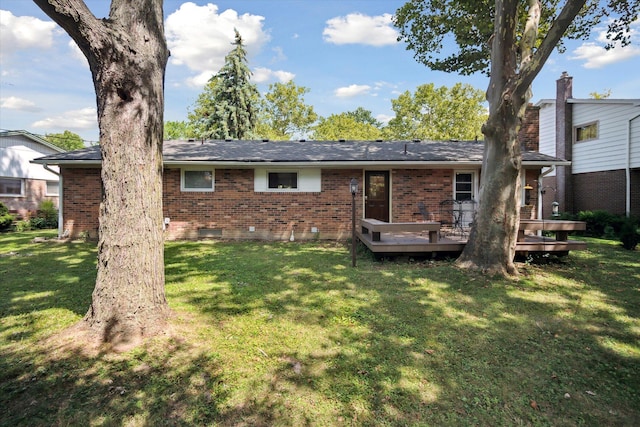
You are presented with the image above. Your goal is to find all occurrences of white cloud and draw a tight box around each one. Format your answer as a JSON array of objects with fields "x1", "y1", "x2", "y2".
[
  {"x1": 0, "y1": 96, "x2": 42, "y2": 113},
  {"x1": 0, "y1": 10, "x2": 58, "y2": 58},
  {"x1": 32, "y1": 107, "x2": 97, "y2": 130},
  {"x1": 165, "y1": 2, "x2": 269, "y2": 86},
  {"x1": 376, "y1": 114, "x2": 393, "y2": 125},
  {"x1": 335, "y1": 84, "x2": 372, "y2": 98},
  {"x1": 323, "y1": 13, "x2": 398, "y2": 46},
  {"x1": 252, "y1": 67, "x2": 295, "y2": 83},
  {"x1": 68, "y1": 40, "x2": 89, "y2": 65},
  {"x1": 570, "y1": 19, "x2": 640, "y2": 68}
]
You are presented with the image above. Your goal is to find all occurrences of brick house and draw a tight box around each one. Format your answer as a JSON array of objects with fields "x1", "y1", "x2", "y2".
[
  {"x1": 536, "y1": 72, "x2": 640, "y2": 217},
  {"x1": 33, "y1": 133, "x2": 568, "y2": 241},
  {"x1": 1, "y1": 130, "x2": 64, "y2": 218}
]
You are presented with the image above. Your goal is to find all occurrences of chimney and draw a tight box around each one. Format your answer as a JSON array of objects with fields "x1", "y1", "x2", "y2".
[{"x1": 555, "y1": 71, "x2": 573, "y2": 214}]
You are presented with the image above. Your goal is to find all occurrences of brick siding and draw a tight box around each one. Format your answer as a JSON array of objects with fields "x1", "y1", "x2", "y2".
[
  {"x1": 519, "y1": 104, "x2": 540, "y2": 152},
  {"x1": 573, "y1": 170, "x2": 627, "y2": 215},
  {"x1": 0, "y1": 178, "x2": 59, "y2": 218}
]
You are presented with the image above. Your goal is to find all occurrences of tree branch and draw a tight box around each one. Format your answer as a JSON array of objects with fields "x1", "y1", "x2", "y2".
[{"x1": 516, "y1": 0, "x2": 587, "y2": 95}]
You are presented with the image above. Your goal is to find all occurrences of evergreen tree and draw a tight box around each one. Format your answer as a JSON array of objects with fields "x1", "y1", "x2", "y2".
[{"x1": 190, "y1": 29, "x2": 259, "y2": 140}]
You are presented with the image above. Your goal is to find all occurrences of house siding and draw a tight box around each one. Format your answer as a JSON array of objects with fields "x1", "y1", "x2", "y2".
[
  {"x1": 572, "y1": 170, "x2": 627, "y2": 215},
  {"x1": 572, "y1": 102, "x2": 636, "y2": 174},
  {"x1": 0, "y1": 178, "x2": 58, "y2": 217},
  {"x1": 631, "y1": 114, "x2": 640, "y2": 169},
  {"x1": 62, "y1": 165, "x2": 531, "y2": 240}
]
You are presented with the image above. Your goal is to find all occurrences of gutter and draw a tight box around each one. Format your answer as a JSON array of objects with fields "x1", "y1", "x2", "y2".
[
  {"x1": 627, "y1": 111, "x2": 640, "y2": 217},
  {"x1": 42, "y1": 163, "x2": 63, "y2": 238}
]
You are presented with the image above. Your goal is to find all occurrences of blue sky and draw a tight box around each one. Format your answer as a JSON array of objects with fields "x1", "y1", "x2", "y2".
[{"x1": 1, "y1": 0, "x2": 639, "y2": 143}]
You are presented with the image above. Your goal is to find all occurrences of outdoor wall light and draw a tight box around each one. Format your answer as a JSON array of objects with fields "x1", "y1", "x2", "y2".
[
  {"x1": 350, "y1": 178, "x2": 358, "y2": 195},
  {"x1": 524, "y1": 184, "x2": 533, "y2": 205},
  {"x1": 552, "y1": 201, "x2": 560, "y2": 217}
]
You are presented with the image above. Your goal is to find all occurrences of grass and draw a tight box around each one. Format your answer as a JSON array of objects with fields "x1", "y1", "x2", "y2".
[{"x1": 0, "y1": 230, "x2": 639, "y2": 426}]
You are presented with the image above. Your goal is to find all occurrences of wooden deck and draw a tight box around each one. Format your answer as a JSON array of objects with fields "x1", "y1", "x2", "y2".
[{"x1": 357, "y1": 219, "x2": 587, "y2": 258}]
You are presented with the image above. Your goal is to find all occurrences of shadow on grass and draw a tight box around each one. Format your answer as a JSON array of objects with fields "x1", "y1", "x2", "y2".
[{"x1": 1, "y1": 234, "x2": 638, "y2": 425}]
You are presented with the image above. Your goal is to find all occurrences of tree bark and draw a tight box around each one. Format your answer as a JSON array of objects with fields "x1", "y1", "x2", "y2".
[
  {"x1": 34, "y1": 0, "x2": 170, "y2": 346},
  {"x1": 457, "y1": 0, "x2": 587, "y2": 276}
]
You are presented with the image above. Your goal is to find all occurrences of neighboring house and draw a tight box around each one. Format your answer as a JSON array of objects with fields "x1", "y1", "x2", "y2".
[
  {"x1": 33, "y1": 132, "x2": 568, "y2": 241},
  {"x1": 0, "y1": 130, "x2": 65, "y2": 218},
  {"x1": 536, "y1": 72, "x2": 640, "y2": 217}
]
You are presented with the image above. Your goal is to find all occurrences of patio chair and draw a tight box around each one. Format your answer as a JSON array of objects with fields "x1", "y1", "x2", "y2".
[
  {"x1": 417, "y1": 202, "x2": 434, "y2": 222},
  {"x1": 439, "y1": 199, "x2": 461, "y2": 237}
]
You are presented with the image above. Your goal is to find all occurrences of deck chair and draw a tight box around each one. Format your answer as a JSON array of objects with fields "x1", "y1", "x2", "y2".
[
  {"x1": 417, "y1": 202, "x2": 433, "y2": 222},
  {"x1": 438, "y1": 199, "x2": 460, "y2": 237}
]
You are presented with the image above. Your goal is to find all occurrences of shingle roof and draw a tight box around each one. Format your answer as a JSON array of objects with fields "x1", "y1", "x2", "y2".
[{"x1": 32, "y1": 139, "x2": 569, "y2": 166}]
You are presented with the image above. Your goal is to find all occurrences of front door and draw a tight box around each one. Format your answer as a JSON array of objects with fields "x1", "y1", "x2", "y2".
[{"x1": 365, "y1": 171, "x2": 389, "y2": 222}]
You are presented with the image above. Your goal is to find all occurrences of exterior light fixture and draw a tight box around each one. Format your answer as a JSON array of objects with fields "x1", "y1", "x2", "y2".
[
  {"x1": 524, "y1": 184, "x2": 533, "y2": 205},
  {"x1": 552, "y1": 201, "x2": 560, "y2": 218}
]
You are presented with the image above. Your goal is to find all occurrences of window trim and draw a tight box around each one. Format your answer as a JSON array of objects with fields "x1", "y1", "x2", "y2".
[
  {"x1": 0, "y1": 177, "x2": 24, "y2": 197},
  {"x1": 453, "y1": 171, "x2": 476, "y2": 201},
  {"x1": 46, "y1": 180, "x2": 60, "y2": 196},
  {"x1": 267, "y1": 171, "x2": 299, "y2": 191},
  {"x1": 574, "y1": 121, "x2": 598, "y2": 143},
  {"x1": 180, "y1": 168, "x2": 215, "y2": 192}
]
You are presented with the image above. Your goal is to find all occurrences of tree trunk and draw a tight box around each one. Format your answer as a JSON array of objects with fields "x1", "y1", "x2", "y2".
[
  {"x1": 34, "y1": 0, "x2": 170, "y2": 346},
  {"x1": 456, "y1": 0, "x2": 525, "y2": 276},
  {"x1": 456, "y1": 102, "x2": 524, "y2": 276}
]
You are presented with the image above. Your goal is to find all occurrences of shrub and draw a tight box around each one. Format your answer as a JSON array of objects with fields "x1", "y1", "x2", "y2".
[
  {"x1": 577, "y1": 210, "x2": 625, "y2": 238},
  {"x1": 32, "y1": 200, "x2": 58, "y2": 229},
  {"x1": 0, "y1": 202, "x2": 15, "y2": 231},
  {"x1": 620, "y1": 216, "x2": 639, "y2": 251}
]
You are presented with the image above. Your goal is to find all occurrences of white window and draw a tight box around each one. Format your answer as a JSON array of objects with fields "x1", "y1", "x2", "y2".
[
  {"x1": 575, "y1": 122, "x2": 598, "y2": 142},
  {"x1": 254, "y1": 168, "x2": 321, "y2": 192},
  {"x1": 181, "y1": 168, "x2": 215, "y2": 192},
  {"x1": 0, "y1": 177, "x2": 23, "y2": 196},
  {"x1": 454, "y1": 172, "x2": 474, "y2": 201},
  {"x1": 46, "y1": 181, "x2": 59, "y2": 196}
]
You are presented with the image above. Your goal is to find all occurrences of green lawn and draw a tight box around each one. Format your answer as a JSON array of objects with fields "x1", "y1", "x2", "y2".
[{"x1": 1, "y1": 231, "x2": 639, "y2": 426}]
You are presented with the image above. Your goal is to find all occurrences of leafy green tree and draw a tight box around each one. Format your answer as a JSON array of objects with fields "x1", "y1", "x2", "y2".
[
  {"x1": 346, "y1": 107, "x2": 382, "y2": 128},
  {"x1": 589, "y1": 89, "x2": 612, "y2": 99},
  {"x1": 190, "y1": 30, "x2": 259, "y2": 140},
  {"x1": 312, "y1": 113, "x2": 383, "y2": 140},
  {"x1": 257, "y1": 81, "x2": 317, "y2": 140},
  {"x1": 164, "y1": 121, "x2": 196, "y2": 140},
  {"x1": 394, "y1": 0, "x2": 637, "y2": 276},
  {"x1": 384, "y1": 83, "x2": 487, "y2": 140},
  {"x1": 44, "y1": 130, "x2": 85, "y2": 151}
]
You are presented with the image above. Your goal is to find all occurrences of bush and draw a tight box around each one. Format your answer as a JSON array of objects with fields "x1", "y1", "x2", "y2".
[
  {"x1": 620, "y1": 217, "x2": 639, "y2": 251},
  {"x1": 577, "y1": 210, "x2": 625, "y2": 238},
  {"x1": 0, "y1": 202, "x2": 15, "y2": 231},
  {"x1": 31, "y1": 200, "x2": 58, "y2": 229}
]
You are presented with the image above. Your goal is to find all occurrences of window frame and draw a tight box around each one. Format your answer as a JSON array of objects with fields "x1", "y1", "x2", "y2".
[
  {"x1": 267, "y1": 171, "x2": 299, "y2": 191},
  {"x1": 46, "y1": 180, "x2": 60, "y2": 196},
  {"x1": 453, "y1": 171, "x2": 475, "y2": 201},
  {"x1": 180, "y1": 168, "x2": 215, "y2": 192},
  {"x1": 0, "y1": 177, "x2": 24, "y2": 197},
  {"x1": 574, "y1": 121, "x2": 598, "y2": 143}
]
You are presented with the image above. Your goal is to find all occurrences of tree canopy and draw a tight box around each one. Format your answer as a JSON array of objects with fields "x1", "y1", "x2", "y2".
[
  {"x1": 189, "y1": 29, "x2": 259, "y2": 140},
  {"x1": 312, "y1": 112, "x2": 384, "y2": 141},
  {"x1": 257, "y1": 81, "x2": 318, "y2": 140},
  {"x1": 44, "y1": 130, "x2": 85, "y2": 151},
  {"x1": 385, "y1": 83, "x2": 486, "y2": 140}
]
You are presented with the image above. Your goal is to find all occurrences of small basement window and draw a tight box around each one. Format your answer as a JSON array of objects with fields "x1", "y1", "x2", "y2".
[
  {"x1": 0, "y1": 177, "x2": 23, "y2": 196},
  {"x1": 181, "y1": 169, "x2": 214, "y2": 191},
  {"x1": 268, "y1": 172, "x2": 298, "y2": 190}
]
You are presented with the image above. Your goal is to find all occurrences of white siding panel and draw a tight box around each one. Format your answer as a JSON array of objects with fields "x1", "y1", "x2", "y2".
[
  {"x1": 572, "y1": 103, "x2": 635, "y2": 174},
  {"x1": 630, "y1": 115, "x2": 640, "y2": 169},
  {"x1": 538, "y1": 102, "x2": 556, "y2": 176},
  {"x1": 0, "y1": 135, "x2": 60, "y2": 155}
]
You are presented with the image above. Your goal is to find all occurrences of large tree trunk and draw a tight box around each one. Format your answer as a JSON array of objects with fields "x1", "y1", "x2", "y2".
[
  {"x1": 456, "y1": 0, "x2": 585, "y2": 276},
  {"x1": 34, "y1": 0, "x2": 170, "y2": 346}
]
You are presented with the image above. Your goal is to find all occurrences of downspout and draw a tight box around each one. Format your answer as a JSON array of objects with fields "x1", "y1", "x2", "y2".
[
  {"x1": 43, "y1": 163, "x2": 63, "y2": 238},
  {"x1": 627, "y1": 112, "x2": 640, "y2": 217}
]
